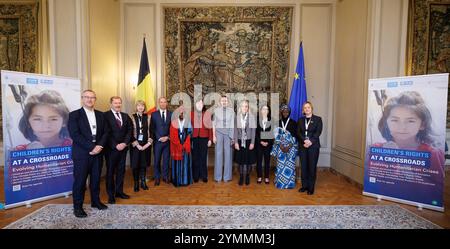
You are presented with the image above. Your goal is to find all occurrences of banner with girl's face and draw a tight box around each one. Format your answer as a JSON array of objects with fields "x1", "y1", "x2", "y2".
[
  {"x1": 1, "y1": 70, "x2": 80, "y2": 208},
  {"x1": 364, "y1": 74, "x2": 448, "y2": 212}
]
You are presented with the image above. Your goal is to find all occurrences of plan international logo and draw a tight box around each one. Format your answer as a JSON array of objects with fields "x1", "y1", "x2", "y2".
[
  {"x1": 26, "y1": 78, "x2": 38, "y2": 84},
  {"x1": 386, "y1": 80, "x2": 414, "y2": 88},
  {"x1": 387, "y1": 81, "x2": 398, "y2": 88}
]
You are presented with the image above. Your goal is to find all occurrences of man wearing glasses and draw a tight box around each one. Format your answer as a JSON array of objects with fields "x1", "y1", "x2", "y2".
[{"x1": 68, "y1": 90, "x2": 109, "y2": 218}]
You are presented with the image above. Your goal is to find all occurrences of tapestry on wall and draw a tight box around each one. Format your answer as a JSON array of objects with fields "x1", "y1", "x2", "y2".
[
  {"x1": 0, "y1": 2, "x2": 39, "y2": 141},
  {"x1": 408, "y1": 0, "x2": 450, "y2": 75},
  {"x1": 164, "y1": 6, "x2": 293, "y2": 103}
]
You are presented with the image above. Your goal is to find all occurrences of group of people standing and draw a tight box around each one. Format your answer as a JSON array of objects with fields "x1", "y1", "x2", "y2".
[{"x1": 68, "y1": 91, "x2": 322, "y2": 218}]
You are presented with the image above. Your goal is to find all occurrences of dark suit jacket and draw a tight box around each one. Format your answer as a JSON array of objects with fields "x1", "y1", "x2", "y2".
[
  {"x1": 297, "y1": 115, "x2": 323, "y2": 149},
  {"x1": 68, "y1": 108, "x2": 109, "y2": 160},
  {"x1": 256, "y1": 117, "x2": 274, "y2": 145},
  {"x1": 150, "y1": 110, "x2": 172, "y2": 141},
  {"x1": 104, "y1": 110, "x2": 133, "y2": 150}
]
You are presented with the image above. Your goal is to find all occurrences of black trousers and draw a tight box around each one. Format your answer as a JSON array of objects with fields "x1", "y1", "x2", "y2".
[
  {"x1": 256, "y1": 143, "x2": 272, "y2": 178},
  {"x1": 192, "y1": 137, "x2": 209, "y2": 181},
  {"x1": 106, "y1": 149, "x2": 127, "y2": 198},
  {"x1": 299, "y1": 147, "x2": 320, "y2": 192},
  {"x1": 72, "y1": 154, "x2": 103, "y2": 209}
]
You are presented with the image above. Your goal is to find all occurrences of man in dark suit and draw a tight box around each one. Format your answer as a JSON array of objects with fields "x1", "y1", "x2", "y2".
[
  {"x1": 104, "y1": 96, "x2": 133, "y2": 204},
  {"x1": 68, "y1": 90, "x2": 109, "y2": 218},
  {"x1": 150, "y1": 97, "x2": 172, "y2": 186}
]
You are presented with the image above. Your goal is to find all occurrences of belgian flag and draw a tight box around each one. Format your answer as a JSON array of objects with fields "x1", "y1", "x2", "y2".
[{"x1": 137, "y1": 38, "x2": 156, "y2": 113}]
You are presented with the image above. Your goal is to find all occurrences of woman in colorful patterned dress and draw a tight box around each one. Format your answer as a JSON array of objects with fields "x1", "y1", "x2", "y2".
[{"x1": 271, "y1": 105, "x2": 298, "y2": 189}]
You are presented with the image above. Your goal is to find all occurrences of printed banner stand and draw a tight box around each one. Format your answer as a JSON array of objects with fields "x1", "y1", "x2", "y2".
[
  {"x1": 363, "y1": 73, "x2": 448, "y2": 212},
  {"x1": 1, "y1": 70, "x2": 80, "y2": 209}
]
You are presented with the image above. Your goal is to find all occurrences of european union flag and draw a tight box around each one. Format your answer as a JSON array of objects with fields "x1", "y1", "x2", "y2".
[{"x1": 289, "y1": 42, "x2": 308, "y2": 122}]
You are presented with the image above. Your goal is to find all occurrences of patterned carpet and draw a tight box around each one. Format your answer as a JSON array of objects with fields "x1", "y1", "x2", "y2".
[{"x1": 3, "y1": 204, "x2": 441, "y2": 229}]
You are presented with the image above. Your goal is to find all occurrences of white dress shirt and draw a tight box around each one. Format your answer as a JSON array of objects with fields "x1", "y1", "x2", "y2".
[
  {"x1": 83, "y1": 107, "x2": 97, "y2": 135},
  {"x1": 159, "y1": 109, "x2": 167, "y2": 122}
]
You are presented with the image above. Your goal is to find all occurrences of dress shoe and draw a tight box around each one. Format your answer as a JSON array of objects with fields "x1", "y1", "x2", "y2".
[
  {"x1": 238, "y1": 174, "x2": 244, "y2": 186},
  {"x1": 108, "y1": 197, "x2": 116, "y2": 204},
  {"x1": 202, "y1": 178, "x2": 208, "y2": 183},
  {"x1": 265, "y1": 178, "x2": 270, "y2": 184},
  {"x1": 245, "y1": 174, "x2": 250, "y2": 185},
  {"x1": 257, "y1": 178, "x2": 262, "y2": 184},
  {"x1": 307, "y1": 190, "x2": 314, "y2": 195},
  {"x1": 154, "y1": 178, "x2": 160, "y2": 186},
  {"x1": 299, "y1": 187, "x2": 307, "y2": 193},
  {"x1": 74, "y1": 208, "x2": 87, "y2": 218},
  {"x1": 134, "y1": 181, "x2": 139, "y2": 192},
  {"x1": 91, "y1": 202, "x2": 108, "y2": 210},
  {"x1": 141, "y1": 178, "x2": 149, "y2": 190},
  {"x1": 194, "y1": 179, "x2": 199, "y2": 183},
  {"x1": 115, "y1": 192, "x2": 130, "y2": 199}
]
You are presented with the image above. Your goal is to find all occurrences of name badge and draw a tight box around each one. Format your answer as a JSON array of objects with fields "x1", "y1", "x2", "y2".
[{"x1": 138, "y1": 134, "x2": 144, "y2": 142}]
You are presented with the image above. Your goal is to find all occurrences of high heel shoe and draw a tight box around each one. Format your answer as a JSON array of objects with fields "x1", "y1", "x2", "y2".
[
  {"x1": 133, "y1": 181, "x2": 139, "y2": 192},
  {"x1": 140, "y1": 177, "x2": 149, "y2": 190},
  {"x1": 264, "y1": 178, "x2": 270, "y2": 184},
  {"x1": 238, "y1": 174, "x2": 244, "y2": 186},
  {"x1": 257, "y1": 178, "x2": 262, "y2": 184}
]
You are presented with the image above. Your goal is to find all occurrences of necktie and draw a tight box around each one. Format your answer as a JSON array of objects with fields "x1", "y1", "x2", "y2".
[
  {"x1": 162, "y1": 111, "x2": 166, "y2": 123},
  {"x1": 115, "y1": 112, "x2": 122, "y2": 128}
]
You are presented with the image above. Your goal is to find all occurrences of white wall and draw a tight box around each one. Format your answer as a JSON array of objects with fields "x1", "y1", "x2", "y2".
[
  {"x1": 89, "y1": 0, "x2": 120, "y2": 111},
  {"x1": 121, "y1": 2, "x2": 157, "y2": 113},
  {"x1": 331, "y1": 0, "x2": 409, "y2": 184},
  {"x1": 299, "y1": 2, "x2": 335, "y2": 167},
  {"x1": 48, "y1": 0, "x2": 89, "y2": 88}
]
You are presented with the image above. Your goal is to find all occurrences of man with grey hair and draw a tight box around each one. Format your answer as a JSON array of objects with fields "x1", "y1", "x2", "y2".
[
  {"x1": 68, "y1": 90, "x2": 108, "y2": 218},
  {"x1": 150, "y1": 97, "x2": 172, "y2": 185}
]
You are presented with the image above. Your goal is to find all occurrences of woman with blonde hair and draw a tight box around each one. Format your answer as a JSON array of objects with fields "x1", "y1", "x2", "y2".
[
  {"x1": 297, "y1": 101, "x2": 322, "y2": 195},
  {"x1": 130, "y1": 100, "x2": 153, "y2": 192},
  {"x1": 234, "y1": 99, "x2": 257, "y2": 185}
]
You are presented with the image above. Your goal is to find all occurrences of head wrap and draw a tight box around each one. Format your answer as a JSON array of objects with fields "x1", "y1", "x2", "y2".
[{"x1": 280, "y1": 104, "x2": 291, "y2": 121}]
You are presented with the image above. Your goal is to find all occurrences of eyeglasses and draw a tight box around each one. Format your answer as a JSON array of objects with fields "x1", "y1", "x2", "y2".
[{"x1": 82, "y1": 96, "x2": 97, "y2": 100}]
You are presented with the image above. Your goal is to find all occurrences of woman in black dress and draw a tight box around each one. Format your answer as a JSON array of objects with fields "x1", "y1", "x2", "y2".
[{"x1": 130, "y1": 100, "x2": 153, "y2": 192}]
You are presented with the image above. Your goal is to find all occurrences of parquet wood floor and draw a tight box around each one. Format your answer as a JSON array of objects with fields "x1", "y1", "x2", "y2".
[{"x1": 1, "y1": 167, "x2": 448, "y2": 228}]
